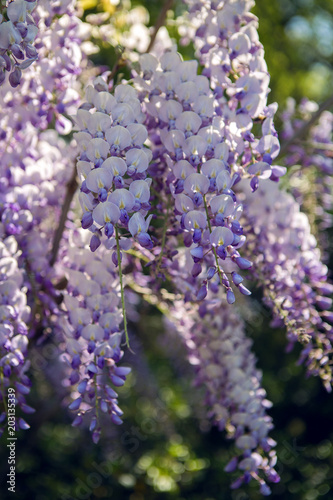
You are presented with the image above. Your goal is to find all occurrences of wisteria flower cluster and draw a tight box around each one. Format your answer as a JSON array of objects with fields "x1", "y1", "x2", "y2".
[
  {"x1": 166, "y1": 298, "x2": 279, "y2": 495},
  {"x1": 0, "y1": 0, "x2": 87, "y2": 429},
  {"x1": 241, "y1": 180, "x2": 333, "y2": 390},
  {"x1": 0, "y1": 0, "x2": 333, "y2": 496},
  {"x1": 184, "y1": 0, "x2": 284, "y2": 186},
  {"x1": 0, "y1": 235, "x2": 32, "y2": 433},
  {"x1": 0, "y1": 0, "x2": 38, "y2": 87},
  {"x1": 58, "y1": 229, "x2": 130, "y2": 443},
  {"x1": 75, "y1": 78, "x2": 153, "y2": 255},
  {"x1": 134, "y1": 51, "x2": 252, "y2": 303},
  {"x1": 281, "y1": 98, "x2": 333, "y2": 237}
]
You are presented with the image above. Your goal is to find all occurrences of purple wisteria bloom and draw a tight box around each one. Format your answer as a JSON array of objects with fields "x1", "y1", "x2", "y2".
[
  {"x1": 74, "y1": 78, "x2": 153, "y2": 254},
  {"x1": 242, "y1": 179, "x2": 333, "y2": 390},
  {"x1": 281, "y1": 98, "x2": 333, "y2": 239},
  {"x1": 0, "y1": 0, "x2": 332, "y2": 497},
  {"x1": 134, "y1": 51, "x2": 252, "y2": 302},
  {"x1": 166, "y1": 298, "x2": 279, "y2": 495},
  {"x1": 58, "y1": 229, "x2": 131, "y2": 441},
  {"x1": 0, "y1": 0, "x2": 38, "y2": 87},
  {"x1": 184, "y1": 0, "x2": 282, "y2": 191},
  {"x1": 0, "y1": 236, "x2": 32, "y2": 433},
  {"x1": 0, "y1": 0, "x2": 88, "y2": 431}
]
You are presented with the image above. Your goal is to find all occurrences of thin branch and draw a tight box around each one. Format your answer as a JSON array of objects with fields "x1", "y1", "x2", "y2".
[
  {"x1": 115, "y1": 224, "x2": 132, "y2": 352},
  {"x1": 146, "y1": 0, "x2": 174, "y2": 53},
  {"x1": 279, "y1": 94, "x2": 333, "y2": 157},
  {"x1": 49, "y1": 165, "x2": 78, "y2": 267}
]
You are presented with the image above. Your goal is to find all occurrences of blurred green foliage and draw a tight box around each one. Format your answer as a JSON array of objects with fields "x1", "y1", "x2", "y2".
[{"x1": 254, "y1": 0, "x2": 333, "y2": 105}]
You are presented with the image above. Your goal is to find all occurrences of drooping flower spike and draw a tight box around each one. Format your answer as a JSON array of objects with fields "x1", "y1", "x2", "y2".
[
  {"x1": 121, "y1": 242, "x2": 279, "y2": 494},
  {"x1": 0, "y1": 0, "x2": 39, "y2": 87},
  {"x1": 0, "y1": 236, "x2": 32, "y2": 433},
  {"x1": 74, "y1": 78, "x2": 153, "y2": 257},
  {"x1": 0, "y1": 0, "x2": 86, "y2": 173},
  {"x1": 242, "y1": 179, "x2": 333, "y2": 390},
  {"x1": 58, "y1": 229, "x2": 131, "y2": 443},
  {"x1": 166, "y1": 298, "x2": 279, "y2": 495},
  {"x1": 135, "y1": 51, "x2": 252, "y2": 303},
  {"x1": 0, "y1": 0, "x2": 87, "y2": 433},
  {"x1": 184, "y1": 0, "x2": 285, "y2": 191},
  {"x1": 281, "y1": 98, "x2": 333, "y2": 240}
]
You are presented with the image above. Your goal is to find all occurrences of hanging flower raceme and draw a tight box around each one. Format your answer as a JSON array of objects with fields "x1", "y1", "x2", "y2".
[
  {"x1": 58, "y1": 229, "x2": 131, "y2": 443},
  {"x1": 0, "y1": 0, "x2": 39, "y2": 87},
  {"x1": 280, "y1": 98, "x2": 333, "y2": 238},
  {"x1": 0, "y1": 0, "x2": 88, "y2": 425},
  {"x1": 0, "y1": 137, "x2": 72, "y2": 430},
  {"x1": 0, "y1": 131, "x2": 77, "y2": 337},
  {"x1": 241, "y1": 180, "x2": 333, "y2": 391},
  {"x1": 0, "y1": 0, "x2": 96, "y2": 353},
  {"x1": 166, "y1": 298, "x2": 279, "y2": 495},
  {"x1": 0, "y1": 0, "x2": 87, "y2": 178},
  {"x1": 0, "y1": 0, "x2": 87, "y2": 312},
  {"x1": 0, "y1": 235, "x2": 33, "y2": 434},
  {"x1": 134, "y1": 51, "x2": 252, "y2": 303},
  {"x1": 74, "y1": 77, "x2": 153, "y2": 260},
  {"x1": 183, "y1": 0, "x2": 285, "y2": 193}
]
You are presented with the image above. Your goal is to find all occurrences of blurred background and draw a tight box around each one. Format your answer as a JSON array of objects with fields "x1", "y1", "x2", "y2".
[{"x1": 1, "y1": 0, "x2": 333, "y2": 499}]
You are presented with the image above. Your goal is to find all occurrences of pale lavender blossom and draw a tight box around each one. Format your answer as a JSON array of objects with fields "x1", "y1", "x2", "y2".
[
  {"x1": 58, "y1": 229, "x2": 130, "y2": 441},
  {"x1": 74, "y1": 78, "x2": 153, "y2": 253},
  {"x1": 166, "y1": 298, "x2": 279, "y2": 495},
  {"x1": 281, "y1": 98, "x2": 333, "y2": 240},
  {"x1": 134, "y1": 51, "x2": 252, "y2": 303},
  {"x1": 0, "y1": 236, "x2": 32, "y2": 433},
  {"x1": 0, "y1": 0, "x2": 38, "y2": 87},
  {"x1": 183, "y1": 0, "x2": 281, "y2": 192},
  {"x1": 241, "y1": 179, "x2": 333, "y2": 390}
]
